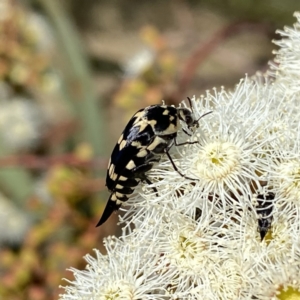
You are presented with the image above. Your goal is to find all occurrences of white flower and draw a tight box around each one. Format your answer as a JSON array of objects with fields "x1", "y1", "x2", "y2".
[
  {"x1": 0, "y1": 98, "x2": 45, "y2": 151},
  {"x1": 60, "y1": 237, "x2": 170, "y2": 300},
  {"x1": 123, "y1": 48, "x2": 155, "y2": 78},
  {"x1": 125, "y1": 80, "x2": 277, "y2": 222},
  {"x1": 0, "y1": 192, "x2": 30, "y2": 245},
  {"x1": 60, "y1": 12, "x2": 300, "y2": 300},
  {"x1": 271, "y1": 12, "x2": 300, "y2": 94},
  {"x1": 251, "y1": 260, "x2": 300, "y2": 300},
  {"x1": 128, "y1": 207, "x2": 255, "y2": 299},
  {"x1": 0, "y1": 0, "x2": 13, "y2": 21},
  {"x1": 266, "y1": 135, "x2": 300, "y2": 228}
]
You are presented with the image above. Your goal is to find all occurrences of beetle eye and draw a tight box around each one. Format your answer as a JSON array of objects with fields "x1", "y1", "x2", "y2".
[
  {"x1": 178, "y1": 108, "x2": 195, "y2": 126},
  {"x1": 185, "y1": 115, "x2": 193, "y2": 125}
]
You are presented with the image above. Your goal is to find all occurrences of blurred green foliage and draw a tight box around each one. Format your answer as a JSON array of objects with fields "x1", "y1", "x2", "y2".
[
  {"x1": 0, "y1": 1, "x2": 112, "y2": 299},
  {"x1": 114, "y1": 26, "x2": 178, "y2": 120},
  {"x1": 0, "y1": 0, "x2": 298, "y2": 299}
]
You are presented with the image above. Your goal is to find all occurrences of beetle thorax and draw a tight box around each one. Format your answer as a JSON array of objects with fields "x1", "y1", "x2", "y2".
[{"x1": 177, "y1": 107, "x2": 197, "y2": 129}]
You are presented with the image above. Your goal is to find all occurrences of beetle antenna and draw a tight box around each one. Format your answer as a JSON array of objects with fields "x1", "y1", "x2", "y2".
[
  {"x1": 196, "y1": 110, "x2": 213, "y2": 122},
  {"x1": 187, "y1": 97, "x2": 193, "y2": 111},
  {"x1": 187, "y1": 97, "x2": 213, "y2": 122}
]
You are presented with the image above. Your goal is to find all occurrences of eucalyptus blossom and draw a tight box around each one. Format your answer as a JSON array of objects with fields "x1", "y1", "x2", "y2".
[{"x1": 60, "y1": 13, "x2": 300, "y2": 300}]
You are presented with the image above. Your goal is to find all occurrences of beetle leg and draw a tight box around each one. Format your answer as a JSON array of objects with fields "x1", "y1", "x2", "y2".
[
  {"x1": 164, "y1": 147, "x2": 199, "y2": 181},
  {"x1": 142, "y1": 176, "x2": 158, "y2": 196},
  {"x1": 132, "y1": 164, "x2": 159, "y2": 195},
  {"x1": 174, "y1": 137, "x2": 198, "y2": 147},
  {"x1": 132, "y1": 163, "x2": 154, "y2": 174},
  {"x1": 182, "y1": 128, "x2": 192, "y2": 136}
]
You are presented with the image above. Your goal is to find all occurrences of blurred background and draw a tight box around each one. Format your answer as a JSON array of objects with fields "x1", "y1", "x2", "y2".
[{"x1": 0, "y1": 0, "x2": 298, "y2": 299}]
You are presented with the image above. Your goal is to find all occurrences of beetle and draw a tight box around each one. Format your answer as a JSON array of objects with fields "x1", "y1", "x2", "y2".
[
  {"x1": 96, "y1": 98, "x2": 212, "y2": 226},
  {"x1": 256, "y1": 192, "x2": 275, "y2": 241}
]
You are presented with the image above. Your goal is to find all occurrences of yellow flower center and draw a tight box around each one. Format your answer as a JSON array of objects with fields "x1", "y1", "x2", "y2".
[
  {"x1": 195, "y1": 141, "x2": 242, "y2": 181},
  {"x1": 277, "y1": 286, "x2": 300, "y2": 300},
  {"x1": 279, "y1": 161, "x2": 300, "y2": 200}
]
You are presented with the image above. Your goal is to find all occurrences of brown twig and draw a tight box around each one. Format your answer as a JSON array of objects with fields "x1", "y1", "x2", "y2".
[
  {"x1": 171, "y1": 21, "x2": 272, "y2": 102},
  {"x1": 43, "y1": 119, "x2": 79, "y2": 147},
  {"x1": 0, "y1": 154, "x2": 108, "y2": 170}
]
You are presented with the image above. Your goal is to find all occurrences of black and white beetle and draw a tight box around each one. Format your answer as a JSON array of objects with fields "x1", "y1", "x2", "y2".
[
  {"x1": 96, "y1": 98, "x2": 212, "y2": 226},
  {"x1": 256, "y1": 193, "x2": 275, "y2": 241}
]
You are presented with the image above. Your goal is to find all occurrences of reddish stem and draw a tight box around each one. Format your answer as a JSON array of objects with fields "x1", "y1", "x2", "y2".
[
  {"x1": 173, "y1": 21, "x2": 271, "y2": 102},
  {"x1": 0, "y1": 154, "x2": 108, "y2": 170}
]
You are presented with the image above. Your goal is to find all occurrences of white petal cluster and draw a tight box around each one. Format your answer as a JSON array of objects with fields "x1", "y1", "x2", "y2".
[
  {"x1": 60, "y1": 237, "x2": 169, "y2": 300},
  {"x1": 271, "y1": 12, "x2": 300, "y2": 94},
  {"x1": 123, "y1": 48, "x2": 155, "y2": 78},
  {"x1": 60, "y1": 13, "x2": 300, "y2": 300},
  {"x1": 0, "y1": 192, "x2": 30, "y2": 245},
  {"x1": 0, "y1": 97, "x2": 45, "y2": 151}
]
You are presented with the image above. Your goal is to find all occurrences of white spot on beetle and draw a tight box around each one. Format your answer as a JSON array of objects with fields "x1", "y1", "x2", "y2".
[
  {"x1": 137, "y1": 149, "x2": 148, "y2": 157},
  {"x1": 131, "y1": 141, "x2": 142, "y2": 148},
  {"x1": 111, "y1": 173, "x2": 118, "y2": 181},
  {"x1": 126, "y1": 160, "x2": 136, "y2": 170},
  {"x1": 119, "y1": 139, "x2": 127, "y2": 150},
  {"x1": 133, "y1": 111, "x2": 145, "y2": 125},
  {"x1": 116, "y1": 191, "x2": 125, "y2": 198},
  {"x1": 140, "y1": 121, "x2": 151, "y2": 133},
  {"x1": 117, "y1": 134, "x2": 124, "y2": 144},
  {"x1": 108, "y1": 164, "x2": 115, "y2": 177},
  {"x1": 147, "y1": 136, "x2": 166, "y2": 151},
  {"x1": 148, "y1": 119, "x2": 157, "y2": 127}
]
